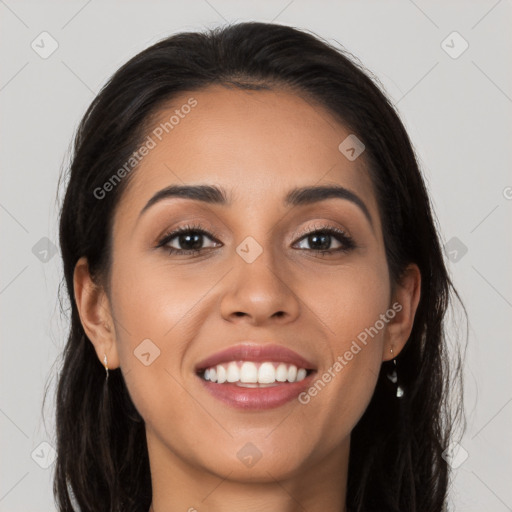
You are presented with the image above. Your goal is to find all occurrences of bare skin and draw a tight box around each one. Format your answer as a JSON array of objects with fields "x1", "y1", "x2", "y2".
[{"x1": 73, "y1": 84, "x2": 421, "y2": 512}]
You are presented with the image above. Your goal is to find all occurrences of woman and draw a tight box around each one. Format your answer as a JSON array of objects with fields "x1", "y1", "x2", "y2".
[{"x1": 53, "y1": 21, "x2": 465, "y2": 512}]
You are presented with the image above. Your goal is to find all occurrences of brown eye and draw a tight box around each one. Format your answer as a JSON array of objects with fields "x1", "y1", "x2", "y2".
[
  {"x1": 293, "y1": 225, "x2": 356, "y2": 255},
  {"x1": 157, "y1": 224, "x2": 221, "y2": 256}
]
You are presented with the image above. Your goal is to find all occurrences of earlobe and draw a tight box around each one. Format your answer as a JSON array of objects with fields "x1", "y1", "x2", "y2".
[
  {"x1": 383, "y1": 263, "x2": 421, "y2": 361},
  {"x1": 73, "y1": 256, "x2": 120, "y2": 369}
]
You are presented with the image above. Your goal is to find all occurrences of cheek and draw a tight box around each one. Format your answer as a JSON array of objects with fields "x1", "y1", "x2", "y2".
[
  {"x1": 299, "y1": 259, "x2": 390, "y2": 347},
  {"x1": 296, "y1": 262, "x2": 390, "y2": 427},
  {"x1": 108, "y1": 258, "x2": 221, "y2": 422},
  {"x1": 110, "y1": 256, "x2": 218, "y2": 345}
]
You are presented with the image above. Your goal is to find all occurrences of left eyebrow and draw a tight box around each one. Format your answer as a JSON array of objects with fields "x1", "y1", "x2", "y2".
[
  {"x1": 138, "y1": 183, "x2": 373, "y2": 229},
  {"x1": 284, "y1": 185, "x2": 373, "y2": 229}
]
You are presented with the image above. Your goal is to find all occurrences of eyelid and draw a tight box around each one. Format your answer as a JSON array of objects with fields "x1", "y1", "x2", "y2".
[{"x1": 291, "y1": 220, "x2": 353, "y2": 240}]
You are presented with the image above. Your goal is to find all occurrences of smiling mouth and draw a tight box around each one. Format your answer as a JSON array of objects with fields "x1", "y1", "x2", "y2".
[{"x1": 197, "y1": 360, "x2": 315, "y2": 386}]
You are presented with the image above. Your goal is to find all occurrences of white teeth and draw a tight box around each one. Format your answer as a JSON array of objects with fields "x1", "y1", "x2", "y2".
[
  {"x1": 296, "y1": 368, "x2": 307, "y2": 381},
  {"x1": 216, "y1": 364, "x2": 227, "y2": 384},
  {"x1": 201, "y1": 361, "x2": 311, "y2": 384},
  {"x1": 226, "y1": 362, "x2": 239, "y2": 382},
  {"x1": 287, "y1": 365, "x2": 297, "y2": 382},
  {"x1": 236, "y1": 382, "x2": 280, "y2": 388},
  {"x1": 258, "y1": 362, "x2": 276, "y2": 384},
  {"x1": 240, "y1": 362, "x2": 258, "y2": 383},
  {"x1": 276, "y1": 363, "x2": 288, "y2": 382}
]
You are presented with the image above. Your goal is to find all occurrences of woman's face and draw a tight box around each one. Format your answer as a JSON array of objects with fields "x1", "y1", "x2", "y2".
[{"x1": 79, "y1": 85, "x2": 419, "y2": 485}]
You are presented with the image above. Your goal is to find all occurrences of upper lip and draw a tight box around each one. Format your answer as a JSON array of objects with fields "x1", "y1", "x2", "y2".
[{"x1": 195, "y1": 343, "x2": 317, "y2": 372}]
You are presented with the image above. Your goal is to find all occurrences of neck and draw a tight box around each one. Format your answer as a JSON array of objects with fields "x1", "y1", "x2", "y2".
[{"x1": 146, "y1": 429, "x2": 350, "y2": 512}]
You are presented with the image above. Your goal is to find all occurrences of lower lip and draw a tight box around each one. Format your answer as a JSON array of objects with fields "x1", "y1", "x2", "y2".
[{"x1": 196, "y1": 372, "x2": 316, "y2": 410}]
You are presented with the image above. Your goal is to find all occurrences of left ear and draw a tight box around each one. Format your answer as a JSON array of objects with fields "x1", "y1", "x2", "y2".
[{"x1": 382, "y1": 263, "x2": 421, "y2": 362}]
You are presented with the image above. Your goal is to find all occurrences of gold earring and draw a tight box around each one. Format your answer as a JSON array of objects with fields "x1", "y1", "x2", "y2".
[{"x1": 103, "y1": 353, "x2": 109, "y2": 380}]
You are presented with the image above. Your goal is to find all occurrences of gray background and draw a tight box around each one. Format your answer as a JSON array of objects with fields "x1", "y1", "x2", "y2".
[{"x1": 1, "y1": 1, "x2": 511, "y2": 510}]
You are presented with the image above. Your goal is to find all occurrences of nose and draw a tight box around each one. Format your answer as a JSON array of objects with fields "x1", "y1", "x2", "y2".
[{"x1": 220, "y1": 244, "x2": 301, "y2": 326}]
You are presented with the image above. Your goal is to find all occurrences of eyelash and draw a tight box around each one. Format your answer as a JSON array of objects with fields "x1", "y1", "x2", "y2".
[{"x1": 156, "y1": 222, "x2": 356, "y2": 257}]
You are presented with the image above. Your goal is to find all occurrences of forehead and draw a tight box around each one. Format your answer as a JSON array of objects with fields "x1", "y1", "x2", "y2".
[{"x1": 114, "y1": 84, "x2": 379, "y2": 230}]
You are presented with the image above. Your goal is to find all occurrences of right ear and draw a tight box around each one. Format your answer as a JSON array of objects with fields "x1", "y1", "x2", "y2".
[{"x1": 73, "y1": 256, "x2": 120, "y2": 369}]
